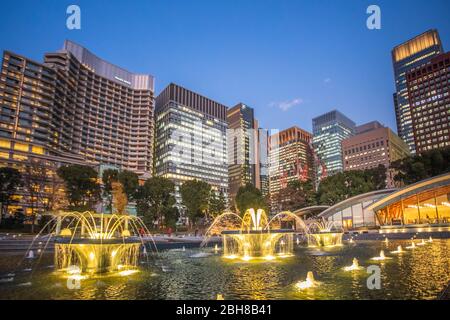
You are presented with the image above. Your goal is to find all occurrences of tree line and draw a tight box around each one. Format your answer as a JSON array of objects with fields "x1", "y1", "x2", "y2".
[{"x1": 0, "y1": 147, "x2": 449, "y2": 230}]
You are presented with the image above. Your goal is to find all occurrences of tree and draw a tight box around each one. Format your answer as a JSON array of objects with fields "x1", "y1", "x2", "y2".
[
  {"x1": 22, "y1": 159, "x2": 49, "y2": 232},
  {"x1": 180, "y1": 180, "x2": 211, "y2": 226},
  {"x1": 317, "y1": 167, "x2": 386, "y2": 206},
  {"x1": 102, "y1": 169, "x2": 119, "y2": 213},
  {"x1": 118, "y1": 170, "x2": 139, "y2": 201},
  {"x1": 209, "y1": 190, "x2": 226, "y2": 218},
  {"x1": 136, "y1": 177, "x2": 176, "y2": 228},
  {"x1": 57, "y1": 165, "x2": 101, "y2": 211},
  {"x1": 275, "y1": 179, "x2": 317, "y2": 212},
  {"x1": 112, "y1": 181, "x2": 128, "y2": 214},
  {"x1": 391, "y1": 147, "x2": 450, "y2": 185},
  {"x1": 0, "y1": 167, "x2": 22, "y2": 223},
  {"x1": 235, "y1": 183, "x2": 267, "y2": 215}
]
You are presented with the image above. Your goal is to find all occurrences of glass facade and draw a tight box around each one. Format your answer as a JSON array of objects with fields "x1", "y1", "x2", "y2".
[
  {"x1": 312, "y1": 110, "x2": 355, "y2": 180},
  {"x1": 375, "y1": 185, "x2": 450, "y2": 226},
  {"x1": 391, "y1": 29, "x2": 443, "y2": 154},
  {"x1": 155, "y1": 84, "x2": 228, "y2": 207}
]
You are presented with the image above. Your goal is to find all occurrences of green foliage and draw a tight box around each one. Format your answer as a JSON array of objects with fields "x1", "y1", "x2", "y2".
[
  {"x1": 317, "y1": 165, "x2": 387, "y2": 206},
  {"x1": 136, "y1": 177, "x2": 176, "y2": 228},
  {"x1": 209, "y1": 190, "x2": 226, "y2": 218},
  {"x1": 117, "y1": 170, "x2": 139, "y2": 201},
  {"x1": 235, "y1": 183, "x2": 267, "y2": 215},
  {"x1": 180, "y1": 180, "x2": 211, "y2": 225},
  {"x1": 101, "y1": 169, "x2": 118, "y2": 213},
  {"x1": 276, "y1": 179, "x2": 317, "y2": 212},
  {"x1": 0, "y1": 167, "x2": 22, "y2": 216},
  {"x1": 56, "y1": 165, "x2": 101, "y2": 211},
  {"x1": 391, "y1": 147, "x2": 450, "y2": 185}
]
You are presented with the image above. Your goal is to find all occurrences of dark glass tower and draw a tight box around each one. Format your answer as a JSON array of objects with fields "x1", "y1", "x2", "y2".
[{"x1": 392, "y1": 29, "x2": 443, "y2": 154}]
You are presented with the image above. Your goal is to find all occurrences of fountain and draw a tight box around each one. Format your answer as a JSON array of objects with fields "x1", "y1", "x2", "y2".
[
  {"x1": 417, "y1": 239, "x2": 427, "y2": 246},
  {"x1": 30, "y1": 211, "x2": 153, "y2": 276},
  {"x1": 203, "y1": 209, "x2": 308, "y2": 261},
  {"x1": 343, "y1": 258, "x2": 362, "y2": 271},
  {"x1": 371, "y1": 250, "x2": 391, "y2": 261},
  {"x1": 406, "y1": 241, "x2": 416, "y2": 249},
  {"x1": 295, "y1": 271, "x2": 318, "y2": 290},
  {"x1": 307, "y1": 220, "x2": 343, "y2": 247},
  {"x1": 391, "y1": 245, "x2": 404, "y2": 254}
]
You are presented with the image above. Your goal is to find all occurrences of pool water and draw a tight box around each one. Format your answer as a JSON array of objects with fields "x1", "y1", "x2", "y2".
[{"x1": 0, "y1": 239, "x2": 449, "y2": 300}]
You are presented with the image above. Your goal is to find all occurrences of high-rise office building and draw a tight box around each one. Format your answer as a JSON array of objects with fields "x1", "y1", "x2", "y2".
[
  {"x1": 312, "y1": 110, "x2": 355, "y2": 180},
  {"x1": 155, "y1": 83, "x2": 228, "y2": 207},
  {"x1": 392, "y1": 29, "x2": 443, "y2": 154},
  {"x1": 268, "y1": 126, "x2": 315, "y2": 210},
  {"x1": 342, "y1": 121, "x2": 410, "y2": 187},
  {"x1": 258, "y1": 128, "x2": 270, "y2": 198},
  {"x1": 406, "y1": 52, "x2": 450, "y2": 153},
  {"x1": 0, "y1": 41, "x2": 155, "y2": 215},
  {"x1": 227, "y1": 103, "x2": 260, "y2": 204}
]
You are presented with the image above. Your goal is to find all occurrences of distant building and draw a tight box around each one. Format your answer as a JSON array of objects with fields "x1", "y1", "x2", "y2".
[
  {"x1": 227, "y1": 103, "x2": 260, "y2": 205},
  {"x1": 406, "y1": 52, "x2": 450, "y2": 153},
  {"x1": 258, "y1": 128, "x2": 270, "y2": 198},
  {"x1": 312, "y1": 110, "x2": 355, "y2": 180},
  {"x1": 342, "y1": 121, "x2": 410, "y2": 187},
  {"x1": 391, "y1": 29, "x2": 444, "y2": 154},
  {"x1": 154, "y1": 83, "x2": 228, "y2": 209},
  {"x1": 268, "y1": 126, "x2": 315, "y2": 211}
]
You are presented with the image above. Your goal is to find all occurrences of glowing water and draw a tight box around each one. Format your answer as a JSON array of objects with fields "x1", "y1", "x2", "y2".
[
  {"x1": 343, "y1": 258, "x2": 362, "y2": 271},
  {"x1": 307, "y1": 220, "x2": 343, "y2": 247},
  {"x1": 296, "y1": 271, "x2": 317, "y2": 290},
  {"x1": 391, "y1": 245, "x2": 403, "y2": 254},
  {"x1": 372, "y1": 250, "x2": 391, "y2": 261},
  {"x1": 204, "y1": 209, "x2": 307, "y2": 261}
]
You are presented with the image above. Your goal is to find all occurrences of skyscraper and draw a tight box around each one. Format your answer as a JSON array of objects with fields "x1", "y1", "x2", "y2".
[
  {"x1": 227, "y1": 103, "x2": 260, "y2": 204},
  {"x1": 392, "y1": 29, "x2": 443, "y2": 154},
  {"x1": 268, "y1": 126, "x2": 315, "y2": 211},
  {"x1": 0, "y1": 41, "x2": 155, "y2": 214},
  {"x1": 258, "y1": 128, "x2": 270, "y2": 198},
  {"x1": 342, "y1": 121, "x2": 410, "y2": 187},
  {"x1": 154, "y1": 83, "x2": 228, "y2": 207},
  {"x1": 406, "y1": 52, "x2": 450, "y2": 153},
  {"x1": 312, "y1": 110, "x2": 355, "y2": 180}
]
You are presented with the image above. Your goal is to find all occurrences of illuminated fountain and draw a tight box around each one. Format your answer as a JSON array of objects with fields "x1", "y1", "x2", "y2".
[
  {"x1": 295, "y1": 271, "x2": 319, "y2": 290},
  {"x1": 202, "y1": 209, "x2": 308, "y2": 261},
  {"x1": 307, "y1": 220, "x2": 343, "y2": 247},
  {"x1": 30, "y1": 211, "x2": 153, "y2": 276},
  {"x1": 343, "y1": 258, "x2": 363, "y2": 271},
  {"x1": 371, "y1": 250, "x2": 391, "y2": 261},
  {"x1": 406, "y1": 241, "x2": 416, "y2": 249},
  {"x1": 391, "y1": 245, "x2": 404, "y2": 254}
]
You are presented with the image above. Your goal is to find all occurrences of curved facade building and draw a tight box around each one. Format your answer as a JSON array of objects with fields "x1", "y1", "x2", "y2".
[
  {"x1": 0, "y1": 40, "x2": 155, "y2": 177},
  {"x1": 367, "y1": 173, "x2": 450, "y2": 226},
  {"x1": 317, "y1": 189, "x2": 397, "y2": 229}
]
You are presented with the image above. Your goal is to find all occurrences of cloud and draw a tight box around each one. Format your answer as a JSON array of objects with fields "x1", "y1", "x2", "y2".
[
  {"x1": 269, "y1": 98, "x2": 304, "y2": 112},
  {"x1": 323, "y1": 78, "x2": 332, "y2": 84}
]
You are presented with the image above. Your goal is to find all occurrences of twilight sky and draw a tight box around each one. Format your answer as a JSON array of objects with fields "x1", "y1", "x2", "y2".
[{"x1": 0, "y1": 0, "x2": 449, "y2": 133}]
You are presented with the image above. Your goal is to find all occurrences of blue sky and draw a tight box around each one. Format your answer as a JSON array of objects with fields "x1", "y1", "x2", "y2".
[{"x1": 0, "y1": 0, "x2": 449, "y2": 132}]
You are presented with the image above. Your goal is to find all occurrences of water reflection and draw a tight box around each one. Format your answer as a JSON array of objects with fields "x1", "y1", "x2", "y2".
[{"x1": 0, "y1": 240, "x2": 448, "y2": 300}]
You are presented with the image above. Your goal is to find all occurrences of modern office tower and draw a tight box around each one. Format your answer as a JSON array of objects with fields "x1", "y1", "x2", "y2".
[
  {"x1": 342, "y1": 121, "x2": 410, "y2": 187},
  {"x1": 155, "y1": 83, "x2": 228, "y2": 207},
  {"x1": 312, "y1": 110, "x2": 355, "y2": 180},
  {"x1": 227, "y1": 103, "x2": 260, "y2": 204},
  {"x1": 406, "y1": 52, "x2": 450, "y2": 154},
  {"x1": 258, "y1": 128, "x2": 270, "y2": 198},
  {"x1": 0, "y1": 41, "x2": 154, "y2": 216},
  {"x1": 392, "y1": 29, "x2": 444, "y2": 154},
  {"x1": 0, "y1": 40, "x2": 155, "y2": 177},
  {"x1": 268, "y1": 126, "x2": 315, "y2": 210}
]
